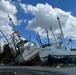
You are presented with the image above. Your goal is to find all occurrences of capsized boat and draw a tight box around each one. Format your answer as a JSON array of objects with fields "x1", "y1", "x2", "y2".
[
  {"x1": 14, "y1": 39, "x2": 39, "y2": 64},
  {"x1": 5, "y1": 15, "x2": 39, "y2": 64}
]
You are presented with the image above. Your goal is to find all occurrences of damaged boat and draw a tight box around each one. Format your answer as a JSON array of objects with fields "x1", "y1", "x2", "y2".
[
  {"x1": 0, "y1": 15, "x2": 39, "y2": 65},
  {"x1": 37, "y1": 17, "x2": 76, "y2": 63}
]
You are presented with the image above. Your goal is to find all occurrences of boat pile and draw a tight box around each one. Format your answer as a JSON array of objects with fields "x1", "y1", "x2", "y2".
[{"x1": 0, "y1": 16, "x2": 76, "y2": 66}]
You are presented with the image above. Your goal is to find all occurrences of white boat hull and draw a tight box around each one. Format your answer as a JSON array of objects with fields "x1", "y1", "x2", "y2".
[
  {"x1": 39, "y1": 45, "x2": 76, "y2": 62},
  {"x1": 15, "y1": 45, "x2": 39, "y2": 64}
]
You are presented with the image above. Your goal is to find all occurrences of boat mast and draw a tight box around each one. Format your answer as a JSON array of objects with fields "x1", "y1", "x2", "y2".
[
  {"x1": 57, "y1": 17, "x2": 65, "y2": 48},
  {"x1": 8, "y1": 14, "x2": 23, "y2": 52},
  {"x1": 36, "y1": 33, "x2": 42, "y2": 46},
  {"x1": 45, "y1": 28, "x2": 50, "y2": 44},
  {"x1": 0, "y1": 29, "x2": 9, "y2": 44},
  {"x1": 8, "y1": 14, "x2": 23, "y2": 42},
  {"x1": 50, "y1": 26, "x2": 57, "y2": 42},
  {"x1": 8, "y1": 14, "x2": 16, "y2": 32},
  {"x1": 57, "y1": 17, "x2": 64, "y2": 39},
  {"x1": 8, "y1": 14, "x2": 21, "y2": 39}
]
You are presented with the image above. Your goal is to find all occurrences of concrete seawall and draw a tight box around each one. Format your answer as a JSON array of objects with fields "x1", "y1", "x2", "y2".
[{"x1": 0, "y1": 66, "x2": 76, "y2": 75}]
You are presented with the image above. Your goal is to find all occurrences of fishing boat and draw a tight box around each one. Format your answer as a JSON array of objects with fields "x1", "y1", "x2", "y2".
[
  {"x1": 39, "y1": 43, "x2": 76, "y2": 62},
  {"x1": 38, "y1": 17, "x2": 76, "y2": 63},
  {"x1": 14, "y1": 40, "x2": 39, "y2": 64},
  {"x1": 0, "y1": 15, "x2": 39, "y2": 64}
]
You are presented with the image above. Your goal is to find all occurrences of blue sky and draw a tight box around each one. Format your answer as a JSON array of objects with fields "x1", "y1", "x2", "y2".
[
  {"x1": 0, "y1": 0, "x2": 76, "y2": 47},
  {"x1": 16, "y1": 0, "x2": 76, "y2": 44},
  {"x1": 19, "y1": 0, "x2": 76, "y2": 14}
]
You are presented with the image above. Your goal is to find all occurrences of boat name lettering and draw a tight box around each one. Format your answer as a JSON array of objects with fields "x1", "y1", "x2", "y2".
[{"x1": 24, "y1": 48, "x2": 38, "y2": 57}]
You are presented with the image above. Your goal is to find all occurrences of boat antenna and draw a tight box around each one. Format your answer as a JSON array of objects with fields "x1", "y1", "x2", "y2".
[
  {"x1": 45, "y1": 28, "x2": 50, "y2": 44},
  {"x1": 0, "y1": 29, "x2": 9, "y2": 44}
]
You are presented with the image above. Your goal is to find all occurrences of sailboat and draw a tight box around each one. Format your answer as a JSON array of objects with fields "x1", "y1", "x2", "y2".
[{"x1": 38, "y1": 17, "x2": 76, "y2": 63}]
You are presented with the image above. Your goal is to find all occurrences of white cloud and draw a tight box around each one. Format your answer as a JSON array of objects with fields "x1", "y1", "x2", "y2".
[
  {"x1": 0, "y1": 0, "x2": 20, "y2": 45},
  {"x1": 20, "y1": 3, "x2": 27, "y2": 13},
  {"x1": 20, "y1": 3, "x2": 76, "y2": 39}
]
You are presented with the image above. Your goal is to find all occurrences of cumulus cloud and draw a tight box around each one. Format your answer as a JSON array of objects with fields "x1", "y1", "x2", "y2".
[
  {"x1": 0, "y1": 0, "x2": 21, "y2": 45},
  {"x1": 20, "y1": 3, "x2": 76, "y2": 39}
]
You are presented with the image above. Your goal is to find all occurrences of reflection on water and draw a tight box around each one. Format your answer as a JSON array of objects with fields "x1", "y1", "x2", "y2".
[{"x1": 0, "y1": 72, "x2": 50, "y2": 75}]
